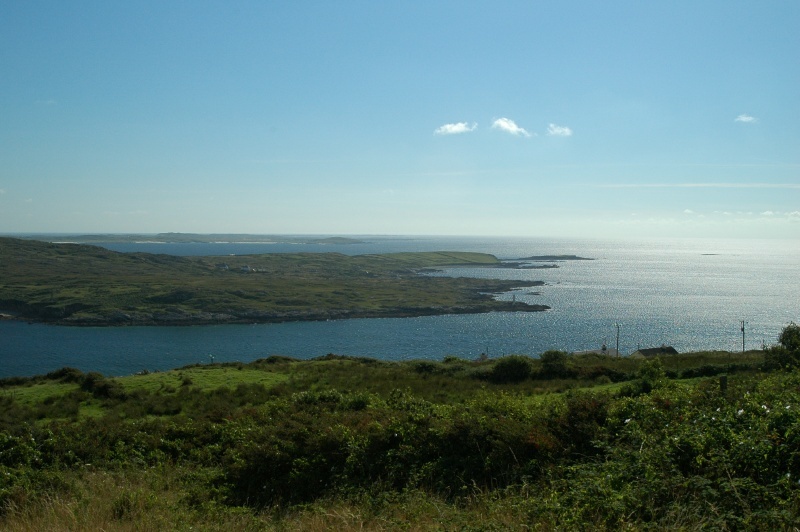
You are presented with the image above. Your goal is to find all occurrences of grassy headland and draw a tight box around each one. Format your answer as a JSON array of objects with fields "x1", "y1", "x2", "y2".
[
  {"x1": 0, "y1": 237, "x2": 546, "y2": 325},
  {"x1": 0, "y1": 345, "x2": 798, "y2": 530}
]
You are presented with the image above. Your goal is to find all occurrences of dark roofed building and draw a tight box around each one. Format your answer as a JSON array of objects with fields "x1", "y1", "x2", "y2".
[{"x1": 631, "y1": 345, "x2": 678, "y2": 358}]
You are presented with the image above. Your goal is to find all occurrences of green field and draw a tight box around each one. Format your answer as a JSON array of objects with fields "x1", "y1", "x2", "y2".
[
  {"x1": 0, "y1": 237, "x2": 545, "y2": 325},
  {"x1": 1, "y1": 332, "x2": 798, "y2": 530}
]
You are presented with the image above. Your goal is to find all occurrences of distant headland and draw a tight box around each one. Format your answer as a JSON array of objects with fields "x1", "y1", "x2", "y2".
[
  {"x1": 19, "y1": 233, "x2": 366, "y2": 246},
  {"x1": 517, "y1": 255, "x2": 595, "y2": 261},
  {"x1": 0, "y1": 237, "x2": 547, "y2": 326}
]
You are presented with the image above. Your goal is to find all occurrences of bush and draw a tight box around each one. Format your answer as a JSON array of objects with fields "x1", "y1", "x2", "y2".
[
  {"x1": 80, "y1": 373, "x2": 127, "y2": 400},
  {"x1": 779, "y1": 322, "x2": 800, "y2": 351},
  {"x1": 488, "y1": 355, "x2": 531, "y2": 384},
  {"x1": 765, "y1": 323, "x2": 800, "y2": 369},
  {"x1": 539, "y1": 350, "x2": 572, "y2": 379},
  {"x1": 412, "y1": 361, "x2": 439, "y2": 374},
  {"x1": 44, "y1": 367, "x2": 84, "y2": 383}
]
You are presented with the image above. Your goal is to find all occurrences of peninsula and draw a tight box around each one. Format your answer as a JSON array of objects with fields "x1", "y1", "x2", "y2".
[
  {"x1": 0, "y1": 237, "x2": 547, "y2": 326},
  {"x1": 19, "y1": 232, "x2": 366, "y2": 245},
  {"x1": 518, "y1": 254, "x2": 595, "y2": 261}
]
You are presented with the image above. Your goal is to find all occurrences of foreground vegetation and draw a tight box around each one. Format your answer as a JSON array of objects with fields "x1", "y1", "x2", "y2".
[
  {"x1": 1, "y1": 326, "x2": 799, "y2": 529},
  {"x1": 0, "y1": 237, "x2": 545, "y2": 325}
]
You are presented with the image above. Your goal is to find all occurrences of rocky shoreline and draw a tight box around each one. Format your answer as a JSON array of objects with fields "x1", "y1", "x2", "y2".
[
  {"x1": 45, "y1": 301, "x2": 550, "y2": 327},
  {"x1": 4, "y1": 299, "x2": 549, "y2": 327}
]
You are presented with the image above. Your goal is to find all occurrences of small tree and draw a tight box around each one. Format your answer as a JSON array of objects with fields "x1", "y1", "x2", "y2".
[
  {"x1": 488, "y1": 355, "x2": 532, "y2": 383},
  {"x1": 638, "y1": 358, "x2": 666, "y2": 392},
  {"x1": 539, "y1": 350, "x2": 569, "y2": 379},
  {"x1": 779, "y1": 322, "x2": 800, "y2": 352},
  {"x1": 765, "y1": 322, "x2": 800, "y2": 370}
]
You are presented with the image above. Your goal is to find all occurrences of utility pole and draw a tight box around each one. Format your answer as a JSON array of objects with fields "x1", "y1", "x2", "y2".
[{"x1": 740, "y1": 320, "x2": 746, "y2": 353}]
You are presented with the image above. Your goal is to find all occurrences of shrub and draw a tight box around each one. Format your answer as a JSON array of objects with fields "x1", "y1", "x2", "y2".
[
  {"x1": 44, "y1": 367, "x2": 84, "y2": 383},
  {"x1": 779, "y1": 322, "x2": 800, "y2": 351},
  {"x1": 539, "y1": 350, "x2": 572, "y2": 379},
  {"x1": 412, "y1": 361, "x2": 439, "y2": 374},
  {"x1": 765, "y1": 323, "x2": 800, "y2": 369},
  {"x1": 488, "y1": 355, "x2": 531, "y2": 384},
  {"x1": 549, "y1": 393, "x2": 609, "y2": 458},
  {"x1": 80, "y1": 373, "x2": 127, "y2": 400}
]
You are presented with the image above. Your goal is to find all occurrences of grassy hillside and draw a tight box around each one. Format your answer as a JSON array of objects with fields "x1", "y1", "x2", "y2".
[
  {"x1": 1, "y1": 345, "x2": 798, "y2": 530},
  {"x1": 0, "y1": 237, "x2": 546, "y2": 325}
]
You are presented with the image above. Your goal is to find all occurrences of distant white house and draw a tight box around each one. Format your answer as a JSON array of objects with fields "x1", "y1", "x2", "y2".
[{"x1": 573, "y1": 345, "x2": 620, "y2": 357}]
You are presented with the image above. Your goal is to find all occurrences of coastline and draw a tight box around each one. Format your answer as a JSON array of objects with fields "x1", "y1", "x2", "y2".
[
  {"x1": 1, "y1": 237, "x2": 551, "y2": 328},
  {"x1": 2, "y1": 296, "x2": 549, "y2": 327}
]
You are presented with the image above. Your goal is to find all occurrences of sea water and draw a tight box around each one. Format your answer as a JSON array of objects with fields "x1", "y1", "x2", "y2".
[{"x1": 1, "y1": 236, "x2": 797, "y2": 377}]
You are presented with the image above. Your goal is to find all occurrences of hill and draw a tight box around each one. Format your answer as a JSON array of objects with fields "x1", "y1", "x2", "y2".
[{"x1": 0, "y1": 237, "x2": 547, "y2": 325}]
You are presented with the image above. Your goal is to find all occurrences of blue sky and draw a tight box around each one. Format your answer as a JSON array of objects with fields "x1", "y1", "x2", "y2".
[{"x1": 1, "y1": 1, "x2": 798, "y2": 238}]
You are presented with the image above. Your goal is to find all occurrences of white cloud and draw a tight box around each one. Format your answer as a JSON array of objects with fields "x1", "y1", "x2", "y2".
[
  {"x1": 491, "y1": 117, "x2": 531, "y2": 137},
  {"x1": 761, "y1": 211, "x2": 775, "y2": 216},
  {"x1": 434, "y1": 122, "x2": 477, "y2": 135},
  {"x1": 735, "y1": 114, "x2": 757, "y2": 123},
  {"x1": 683, "y1": 209, "x2": 694, "y2": 214},
  {"x1": 547, "y1": 123, "x2": 573, "y2": 137}
]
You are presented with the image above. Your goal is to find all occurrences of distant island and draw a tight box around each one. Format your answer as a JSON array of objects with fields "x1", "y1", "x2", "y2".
[
  {"x1": 423, "y1": 255, "x2": 594, "y2": 272},
  {"x1": 0, "y1": 237, "x2": 547, "y2": 326},
  {"x1": 17, "y1": 233, "x2": 366, "y2": 245},
  {"x1": 517, "y1": 254, "x2": 595, "y2": 261}
]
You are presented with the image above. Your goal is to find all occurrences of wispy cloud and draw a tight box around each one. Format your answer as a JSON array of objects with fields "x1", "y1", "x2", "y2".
[
  {"x1": 735, "y1": 114, "x2": 757, "y2": 123},
  {"x1": 692, "y1": 209, "x2": 796, "y2": 219},
  {"x1": 434, "y1": 122, "x2": 477, "y2": 135},
  {"x1": 0, "y1": 189, "x2": 6, "y2": 194},
  {"x1": 491, "y1": 118, "x2": 531, "y2": 137},
  {"x1": 597, "y1": 183, "x2": 800, "y2": 189},
  {"x1": 547, "y1": 123, "x2": 573, "y2": 137}
]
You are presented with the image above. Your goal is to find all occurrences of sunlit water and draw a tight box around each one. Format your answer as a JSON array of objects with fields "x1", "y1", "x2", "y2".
[{"x1": 1, "y1": 236, "x2": 797, "y2": 377}]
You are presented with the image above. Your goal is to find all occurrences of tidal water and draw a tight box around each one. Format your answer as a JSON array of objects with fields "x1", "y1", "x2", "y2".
[{"x1": 2, "y1": 236, "x2": 798, "y2": 378}]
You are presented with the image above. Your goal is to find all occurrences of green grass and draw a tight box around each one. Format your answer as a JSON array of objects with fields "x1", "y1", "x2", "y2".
[
  {"x1": 0, "y1": 349, "x2": 766, "y2": 424},
  {"x1": 118, "y1": 365, "x2": 288, "y2": 394},
  {"x1": 76, "y1": 401, "x2": 106, "y2": 420},
  {"x1": 0, "y1": 382, "x2": 80, "y2": 407}
]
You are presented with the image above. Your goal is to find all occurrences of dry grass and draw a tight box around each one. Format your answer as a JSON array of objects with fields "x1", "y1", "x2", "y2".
[
  {"x1": 0, "y1": 469, "x2": 271, "y2": 531},
  {"x1": 1, "y1": 471, "x2": 537, "y2": 531}
]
